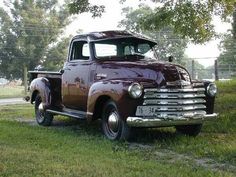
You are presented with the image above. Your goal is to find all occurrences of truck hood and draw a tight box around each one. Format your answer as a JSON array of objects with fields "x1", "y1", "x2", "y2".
[{"x1": 96, "y1": 58, "x2": 191, "y2": 88}]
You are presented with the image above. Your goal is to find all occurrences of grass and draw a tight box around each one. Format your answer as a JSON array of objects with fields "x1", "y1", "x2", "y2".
[
  {"x1": 0, "y1": 120, "x2": 231, "y2": 177},
  {"x1": 0, "y1": 80, "x2": 236, "y2": 176},
  {"x1": 0, "y1": 85, "x2": 25, "y2": 99}
]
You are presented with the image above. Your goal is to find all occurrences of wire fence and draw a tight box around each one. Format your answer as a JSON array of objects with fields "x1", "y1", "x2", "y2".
[{"x1": 187, "y1": 59, "x2": 236, "y2": 81}]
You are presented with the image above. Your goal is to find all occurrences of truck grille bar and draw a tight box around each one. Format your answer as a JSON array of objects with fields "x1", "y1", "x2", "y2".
[{"x1": 136, "y1": 88, "x2": 207, "y2": 118}]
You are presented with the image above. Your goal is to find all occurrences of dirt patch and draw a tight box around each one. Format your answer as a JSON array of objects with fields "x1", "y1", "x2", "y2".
[{"x1": 128, "y1": 142, "x2": 236, "y2": 173}]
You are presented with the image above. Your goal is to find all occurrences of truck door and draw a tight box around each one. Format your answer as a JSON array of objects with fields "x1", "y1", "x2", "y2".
[{"x1": 62, "y1": 40, "x2": 92, "y2": 111}]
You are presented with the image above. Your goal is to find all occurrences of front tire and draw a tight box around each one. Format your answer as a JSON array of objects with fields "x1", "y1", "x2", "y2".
[
  {"x1": 35, "y1": 94, "x2": 53, "y2": 126},
  {"x1": 175, "y1": 124, "x2": 202, "y2": 136},
  {"x1": 102, "y1": 100, "x2": 130, "y2": 140}
]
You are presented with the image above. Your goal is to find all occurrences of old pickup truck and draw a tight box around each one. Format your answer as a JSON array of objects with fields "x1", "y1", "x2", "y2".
[{"x1": 28, "y1": 30, "x2": 217, "y2": 140}]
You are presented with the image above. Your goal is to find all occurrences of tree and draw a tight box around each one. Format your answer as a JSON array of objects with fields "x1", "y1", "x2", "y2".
[
  {"x1": 120, "y1": 0, "x2": 235, "y2": 43},
  {"x1": 68, "y1": 0, "x2": 105, "y2": 17},
  {"x1": 119, "y1": 5, "x2": 188, "y2": 65},
  {"x1": 42, "y1": 36, "x2": 76, "y2": 71},
  {"x1": 218, "y1": 7, "x2": 236, "y2": 65},
  {"x1": 0, "y1": 0, "x2": 70, "y2": 79}
]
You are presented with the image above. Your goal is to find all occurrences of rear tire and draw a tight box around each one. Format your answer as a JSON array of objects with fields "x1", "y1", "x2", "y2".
[
  {"x1": 35, "y1": 94, "x2": 53, "y2": 126},
  {"x1": 102, "y1": 100, "x2": 130, "y2": 140},
  {"x1": 175, "y1": 124, "x2": 202, "y2": 136}
]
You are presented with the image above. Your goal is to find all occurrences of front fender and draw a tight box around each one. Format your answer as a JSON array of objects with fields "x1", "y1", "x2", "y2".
[
  {"x1": 30, "y1": 77, "x2": 51, "y2": 108},
  {"x1": 87, "y1": 80, "x2": 143, "y2": 121}
]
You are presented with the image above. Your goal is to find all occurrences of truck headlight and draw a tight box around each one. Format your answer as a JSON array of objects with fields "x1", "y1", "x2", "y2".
[
  {"x1": 128, "y1": 83, "x2": 143, "y2": 99},
  {"x1": 207, "y1": 83, "x2": 217, "y2": 97}
]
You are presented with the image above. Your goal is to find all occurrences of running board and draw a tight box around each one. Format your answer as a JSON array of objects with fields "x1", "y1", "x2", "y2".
[{"x1": 46, "y1": 109, "x2": 86, "y2": 120}]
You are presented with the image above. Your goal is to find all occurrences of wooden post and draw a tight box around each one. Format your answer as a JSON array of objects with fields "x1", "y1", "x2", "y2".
[
  {"x1": 214, "y1": 59, "x2": 219, "y2": 81},
  {"x1": 23, "y1": 65, "x2": 28, "y2": 95},
  {"x1": 191, "y1": 60, "x2": 195, "y2": 79}
]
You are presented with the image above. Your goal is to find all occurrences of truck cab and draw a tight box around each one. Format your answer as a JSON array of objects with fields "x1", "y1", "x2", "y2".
[{"x1": 29, "y1": 30, "x2": 217, "y2": 140}]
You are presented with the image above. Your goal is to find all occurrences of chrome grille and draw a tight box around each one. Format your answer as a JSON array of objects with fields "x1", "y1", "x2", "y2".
[{"x1": 136, "y1": 88, "x2": 206, "y2": 118}]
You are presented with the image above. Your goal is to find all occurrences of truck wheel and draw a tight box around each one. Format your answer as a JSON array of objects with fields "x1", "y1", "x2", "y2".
[
  {"x1": 102, "y1": 100, "x2": 130, "y2": 140},
  {"x1": 175, "y1": 124, "x2": 202, "y2": 136},
  {"x1": 35, "y1": 94, "x2": 53, "y2": 126}
]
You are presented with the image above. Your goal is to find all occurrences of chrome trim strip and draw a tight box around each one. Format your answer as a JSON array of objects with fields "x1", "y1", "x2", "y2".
[
  {"x1": 126, "y1": 113, "x2": 218, "y2": 127},
  {"x1": 63, "y1": 108, "x2": 87, "y2": 115},
  {"x1": 135, "y1": 109, "x2": 206, "y2": 117},
  {"x1": 144, "y1": 93, "x2": 205, "y2": 99},
  {"x1": 143, "y1": 98, "x2": 206, "y2": 105},
  {"x1": 144, "y1": 88, "x2": 205, "y2": 93},
  {"x1": 46, "y1": 109, "x2": 86, "y2": 119},
  {"x1": 192, "y1": 83, "x2": 204, "y2": 87},
  {"x1": 86, "y1": 112, "x2": 94, "y2": 116}
]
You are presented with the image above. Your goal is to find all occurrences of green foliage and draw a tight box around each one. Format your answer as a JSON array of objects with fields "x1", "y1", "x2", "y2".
[
  {"x1": 121, "y1": 0, "x2": 235, "y2": 43},
  {"x1": 0, "y1": 0, "x2": 70, "y2": 79},
  {"x1": 218, "y1": 8, "x2": 236, "y2": 65},
  {"x1": 68, "y1": 0, "x2": 105, "y2": 17},
  {"x1": 119, "y1": 5, "x2": 188, "y2": 64},
  {"x1": 42, "y1": 37, "x2": 71, "y2": 71},
  {"x1": 218, "y1": 34, "x2": 236, "y2": 64}
]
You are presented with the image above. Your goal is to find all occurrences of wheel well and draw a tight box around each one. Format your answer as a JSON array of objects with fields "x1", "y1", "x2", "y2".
[
  {"x1": 93, "y1": 96, "x2": 111, "y2": 120},
  {"x1": 31, "y1": 90, "x2": 39, "y2": 104}
]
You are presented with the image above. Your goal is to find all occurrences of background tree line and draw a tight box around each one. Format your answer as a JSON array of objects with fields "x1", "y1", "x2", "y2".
[{"x1": 0, "y1": 0, "x2": 235, "y2": 81}]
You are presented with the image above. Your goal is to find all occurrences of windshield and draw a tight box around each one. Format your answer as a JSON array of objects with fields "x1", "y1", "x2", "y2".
[{"x1": 93, "y1": 38, "x2": 157, "y2": 60}]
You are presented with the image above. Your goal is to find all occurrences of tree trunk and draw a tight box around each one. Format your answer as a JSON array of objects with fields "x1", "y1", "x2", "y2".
[
  {"x1": 233, "y1": 4, "x2": 236, "y2": 39},
  {"x1": 23, "y1": 65, "x2": 28, "y2": 95}
]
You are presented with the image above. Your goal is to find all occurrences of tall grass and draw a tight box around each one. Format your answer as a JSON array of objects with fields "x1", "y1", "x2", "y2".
[
  {"x1": 203, "y1": 79, "x2": 236, "y2": 133},
  {"x1": 0, "y1": 85, "x2": 25, "y2": 99}
]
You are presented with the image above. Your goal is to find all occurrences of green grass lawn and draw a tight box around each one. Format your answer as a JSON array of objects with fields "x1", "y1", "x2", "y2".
[
  {"x1": 0, "y1": 85, "x2": 25, "y2": 99},
  {"x1": 0, "y1": 80, "x2": 236, "y2": 176}
]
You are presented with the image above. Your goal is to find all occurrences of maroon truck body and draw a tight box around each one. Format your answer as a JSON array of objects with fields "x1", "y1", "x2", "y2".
[{"x1": 29, "y1": 31, "x2": 217, "y2": 140}]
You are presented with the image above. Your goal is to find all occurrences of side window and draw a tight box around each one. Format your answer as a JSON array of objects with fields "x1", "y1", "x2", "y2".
[
  {"x1": 82, "y1": 43, "x2": 89, "y2": 57},
  {"x1": 71, "y1": 41, "x2": 90, "y2": 60},
  {"x1": 137, "y1": 43, "x2": 151, "y2": 54},
  {"x1": 124, "y1": 46, "x2": 134, "y2": 55}
]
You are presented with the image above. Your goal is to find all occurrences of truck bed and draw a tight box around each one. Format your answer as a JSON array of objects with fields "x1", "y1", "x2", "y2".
[
  {"x1": 29, "y1": 71, "x2": 62, "y2": 81},
  {"x1": 29, "y1": 70, "x2": 62, "y2": 109}
]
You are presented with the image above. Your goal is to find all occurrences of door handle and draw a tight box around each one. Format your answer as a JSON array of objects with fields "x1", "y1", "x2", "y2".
[
  {"x1": 96, "y1": 73, "x2": 107, "y2": 79},
  {"x1": 60, "y1": 67, "x2": 71, "y2": 74}
]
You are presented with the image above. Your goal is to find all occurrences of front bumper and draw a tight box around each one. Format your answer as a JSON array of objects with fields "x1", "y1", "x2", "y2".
[{"x1": 126, "y1": 113, "x2": 218, "y2": 127}]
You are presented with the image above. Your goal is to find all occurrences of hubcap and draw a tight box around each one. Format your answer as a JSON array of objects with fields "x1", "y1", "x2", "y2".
[
  {"x1": 36, "y1": 101, "x2": 45, "y2": 122},
  {"x1": 107, "y1": 112, "x2": 119, "y2": 133},
  {"x1": 38, "y1": 103, "x2": 44, "y2": 113}
]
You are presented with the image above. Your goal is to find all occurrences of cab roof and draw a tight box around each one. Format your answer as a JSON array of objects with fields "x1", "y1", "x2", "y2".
[{"x1": 72, "y1": 30, "x2": 157, "y2": 45}]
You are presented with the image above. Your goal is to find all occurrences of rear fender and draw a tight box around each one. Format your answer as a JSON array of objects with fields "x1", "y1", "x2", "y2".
[{"x1": 30, "y1": 77, "x2": 51, "y2": 108}]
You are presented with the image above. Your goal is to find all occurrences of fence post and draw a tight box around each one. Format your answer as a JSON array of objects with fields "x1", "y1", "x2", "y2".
[
  {"x1": 191, "y1": 60, "x2": 195, "y2": 79},
  {"x1": 23, "y1": 65, "x2": 28, "y2": 95},
  {"x1": 214, "y1": 59, "x2": 219, "y2": 81}
]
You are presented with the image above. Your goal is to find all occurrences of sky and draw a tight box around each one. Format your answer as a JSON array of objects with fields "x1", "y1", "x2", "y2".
[{"x1": 1, "y1": 0, "x2": 232, "y2": 67}]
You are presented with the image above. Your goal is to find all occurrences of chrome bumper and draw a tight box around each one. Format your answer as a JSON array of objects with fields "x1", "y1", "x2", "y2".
[{"x1": 126, "y1": 113, "x2": 218, "y2": 127}]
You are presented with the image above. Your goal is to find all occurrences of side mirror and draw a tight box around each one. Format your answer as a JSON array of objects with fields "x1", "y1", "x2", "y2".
[{"x1": 168, "y1": 56, "x2": 174, "y2": 62}]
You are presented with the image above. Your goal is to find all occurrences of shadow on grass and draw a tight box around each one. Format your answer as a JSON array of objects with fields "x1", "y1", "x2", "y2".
[{"x1": 49, "y1": 116, "x2": 180, "y2": 144}]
